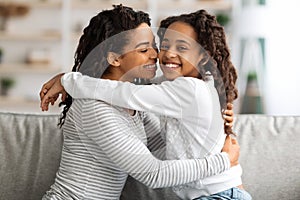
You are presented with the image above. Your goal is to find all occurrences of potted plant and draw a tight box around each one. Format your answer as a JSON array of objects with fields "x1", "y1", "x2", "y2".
[
  {"x1": 0, "y1": 77, "x2": 15, "y2": 96},
  {"x1": 216, "y1": 13, "x2": 231, "y2": 27}
]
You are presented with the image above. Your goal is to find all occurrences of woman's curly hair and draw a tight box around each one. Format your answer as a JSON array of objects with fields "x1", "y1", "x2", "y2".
[
  {"x1": 158, "y1": 9, "x2": 238, "y2": 135},
  {"x1": 58, "y1": 4, "x2": 151, "y2": 127}
]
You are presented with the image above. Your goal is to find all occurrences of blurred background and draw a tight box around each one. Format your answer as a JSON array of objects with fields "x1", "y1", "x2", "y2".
[{"x1": 0, "y1": 0, "x2": 299, "y2": 115}]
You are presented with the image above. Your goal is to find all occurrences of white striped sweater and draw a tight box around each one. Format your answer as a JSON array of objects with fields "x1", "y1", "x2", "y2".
[{"x1": 43, "y1": 99, "x2": 230, "y2": 200}]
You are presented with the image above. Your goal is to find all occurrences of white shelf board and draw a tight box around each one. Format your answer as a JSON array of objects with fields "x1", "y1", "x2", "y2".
[
  {"x1": 157, "y1": 0, "x2": 232, "y2": 12},
  {"x1": 0, "y1": 63, "x2": 61, "y2": 74},
  {"x1": 28, "y1": 1, "x2": 62, "y2": 9},
  {"x1": 1, "y1": 0, "x2": 63, "y2": 9},
  {"x1": 71, "y1": 0, "x2": 147, "y2": 10},
  {"x1": 0, "y1": 31, "x2": 62, "y2": 41}
]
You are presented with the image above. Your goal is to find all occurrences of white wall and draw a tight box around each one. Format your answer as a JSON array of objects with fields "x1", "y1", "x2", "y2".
[
  {"x1": 235, "y1": 0, "x2": 300, "y2": 115},
  {"x1": 265, "y1": 0, "x2": 300, "y2": 115}
]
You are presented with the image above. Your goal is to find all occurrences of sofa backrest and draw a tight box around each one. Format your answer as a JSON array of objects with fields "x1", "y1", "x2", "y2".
[
  {"x1": 234, "y1": 115, "x2": 300, "y2": 200},
  {"x1": 0, "y1": 112, "x2": 299, "y2": 200},
  {"x1": 0, "y1": 112, "x2": 63, "y2": 200}
]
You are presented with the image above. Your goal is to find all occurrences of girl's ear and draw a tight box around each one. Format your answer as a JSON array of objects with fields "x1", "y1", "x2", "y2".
[{"x1": 107, "y1": 52, "x2": 121, "y2": 67}]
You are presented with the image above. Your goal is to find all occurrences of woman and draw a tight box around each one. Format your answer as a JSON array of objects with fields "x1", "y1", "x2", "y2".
[
  {"x1": 41, "y1": 9, "x2": 251, "y2": 200},
  {"x1": 41, "y1": 5, "x2": 239, "y2": 200}
]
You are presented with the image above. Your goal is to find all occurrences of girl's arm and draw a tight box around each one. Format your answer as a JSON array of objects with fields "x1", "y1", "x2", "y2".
[
  {"x1": 78, "y1": 100, "x2": 230, "y2": 188},
  {"x1": 142, "y1": 112, "x2": 166, "y2": 159},
  {"x1": 62, "y1": 72, "x2": 212, "y2": 119}
]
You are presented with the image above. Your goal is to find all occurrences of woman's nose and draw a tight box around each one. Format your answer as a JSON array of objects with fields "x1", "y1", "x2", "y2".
[{"x1": 149, "y1": 47, "x2": 158, "y2": 59}]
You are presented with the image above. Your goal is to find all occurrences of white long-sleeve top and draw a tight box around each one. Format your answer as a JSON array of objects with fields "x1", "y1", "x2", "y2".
[
  {"x1": 43, "y1": 99, "x2": 230, "y2": 200},
  {"x1": 61, "y1": 72, "x2": 242, "y2": 199}
]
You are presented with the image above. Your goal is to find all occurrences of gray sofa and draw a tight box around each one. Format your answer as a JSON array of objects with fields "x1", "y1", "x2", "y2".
[{"x1": 0, "y1": 111, "x2": 299, "y2": 200}]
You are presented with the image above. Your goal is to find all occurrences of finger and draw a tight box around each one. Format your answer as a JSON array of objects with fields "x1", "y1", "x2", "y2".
[
  {"x1": 224, "y1": 109, "x2": 234, "y2": 116},
  {"x1": 50, "y1": 97, "x2": 57, "y2": 105},
  {"x1": 41, "y1": 93, "x2": 51, "y2": 111},
  {"x1": 224, "y1": 135, "x2": 232, "y2": 144},
  {"x1": 224, "y1": 115, "x2": 233, "y2": 122},
  {"x1": 231, "y1": 138, "x2": 238, "y2": 145},
  {"x1": 41, "y1": 98, "x2": 50, "y2": 111},
  {"x1": 52, "y1": 94, "x2": 59, "y2": 103},
  {"x1": 227, "y1": 103, "x2": 233, "y2": 110},
  {"x1": 39, "y1": 88, "x2": 48, "y2": 100},
  {"x1": 61, "y1": 92, "x2": 67, "y2": 102},
  {"x1": 225, "y1": 122, "x2": 233, "y2": 128}
]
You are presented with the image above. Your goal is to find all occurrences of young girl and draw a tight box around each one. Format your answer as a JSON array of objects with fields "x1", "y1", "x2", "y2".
[{"x1": 41, "y1": 6, "x2": 239, "y2": 200}]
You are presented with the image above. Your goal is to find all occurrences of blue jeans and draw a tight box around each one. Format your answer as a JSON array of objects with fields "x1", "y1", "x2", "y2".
[{"x1": 193, "y1": 187, "x2": 252, "y2": 200}]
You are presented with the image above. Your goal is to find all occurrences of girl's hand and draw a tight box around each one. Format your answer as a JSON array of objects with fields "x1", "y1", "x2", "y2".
[{"x1": 39, "y1": 73, "x2": 66, "y2": 111}]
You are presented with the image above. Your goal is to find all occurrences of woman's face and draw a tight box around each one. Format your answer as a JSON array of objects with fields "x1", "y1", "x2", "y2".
[
  {"x1": 158, "y1": 21, "x2": 203, "y2": 80},
  {"x1": 117, "y1": 23, "x2": 158, "y2": 82}
]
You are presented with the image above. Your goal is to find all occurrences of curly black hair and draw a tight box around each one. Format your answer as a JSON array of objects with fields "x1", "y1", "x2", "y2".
[
  {"x1": 158, "y1": 10, "x2": 238, "y2": 135},
  {"x1": 58, "y1": 4, "x2": 151, "y2": 127}
]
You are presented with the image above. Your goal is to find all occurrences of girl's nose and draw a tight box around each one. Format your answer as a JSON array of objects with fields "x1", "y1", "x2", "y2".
[{"x1": 164, "y1": 49, "x2": 177, "y2": 59}]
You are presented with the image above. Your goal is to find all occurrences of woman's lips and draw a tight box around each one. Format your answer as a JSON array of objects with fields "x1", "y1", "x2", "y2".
[{"x1": 143, "y1": 64, "x2": 157, "y2": 71}]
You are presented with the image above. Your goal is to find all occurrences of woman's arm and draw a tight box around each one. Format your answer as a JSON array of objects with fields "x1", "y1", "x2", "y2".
[
  {"x1": 61, "y1": 72, "x2": 211, "y2": 119},
  {"x1": 78, "y1": 100, "x2": 231, "y2": 188}
]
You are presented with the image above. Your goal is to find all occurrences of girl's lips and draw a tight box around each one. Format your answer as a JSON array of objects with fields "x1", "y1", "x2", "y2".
[{"x1": 161, "y1": 63, "x2": 181, "y2": 69}]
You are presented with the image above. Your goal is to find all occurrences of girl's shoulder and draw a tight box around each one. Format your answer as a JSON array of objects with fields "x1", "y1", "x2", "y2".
[{"x1": 174, "y1": 76, "x2": 207, "y2": 88}]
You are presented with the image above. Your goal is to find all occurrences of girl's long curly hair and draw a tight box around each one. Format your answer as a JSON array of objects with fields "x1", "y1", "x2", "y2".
[
  {"x1": 158, "y1": 10, "x2": 238, "y2": 135},
  {"x1": 58, "y1": 5, "x2": 151, "y2": 127}
]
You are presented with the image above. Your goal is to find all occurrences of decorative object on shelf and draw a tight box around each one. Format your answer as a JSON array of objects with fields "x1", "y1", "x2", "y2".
[
  {"x1": 0, "y1": 2, "x2": 30, "y2": 31},
  {"x1": 240, "y1": 71, "x2": 264, "y2": 114},
  {"x1": 0, "y1": 47, "x2": 3, "y2": 63},
  {"x1": 0, "y1": 77, "x2": 15, "y2": 96},
  {"x1": 239, "y1": 38, "x2": 265, "y2": 114},
  {"x1": 216, "y1": 13, "x2": 230, "y2": 27},
  {"x1": 26, "y1": 49, "x2": 52, "y2": 65},
  {"x1": 243, "y1": 0, "x2": 266, "y2": 6},
  {"x1": 74, "y1": 22, "x2": 84, "y2": 34}
]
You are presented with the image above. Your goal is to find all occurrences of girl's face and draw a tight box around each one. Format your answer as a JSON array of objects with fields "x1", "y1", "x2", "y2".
[
  {"x1": 159, "y1": 21, "x2": 203, "y2": 80},
  {"x1": 117, "y1": 23, "x2": 158, "y2": 82}
]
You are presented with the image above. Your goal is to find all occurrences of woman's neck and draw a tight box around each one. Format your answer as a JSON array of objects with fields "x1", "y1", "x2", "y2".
[
  {"x1": 101, "y1": 67, "x2": 136, "y2": 116},
  {"x1": 101, "y1": 66, "x2": 132, "y2": 82}
]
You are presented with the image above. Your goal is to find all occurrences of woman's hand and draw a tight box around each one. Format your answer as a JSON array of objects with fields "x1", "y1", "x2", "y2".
[
  {"x1": 39, "y1": 73, "x2": 66, "y2": 111},
  {"x1": 223, "y1": 103, "x2": 234, "y2": 128}
]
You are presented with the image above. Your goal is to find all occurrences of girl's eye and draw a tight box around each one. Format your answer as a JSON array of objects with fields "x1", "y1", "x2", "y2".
[{"x1": 160, "y1": 44, "x2": 169, "y2": 50}]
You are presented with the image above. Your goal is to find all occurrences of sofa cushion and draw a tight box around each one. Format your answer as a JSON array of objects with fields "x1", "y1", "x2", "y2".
[
  {"x1": 0, "y1": 112, "x2": 63, "y2": 200},
  {"x1": 234, "y1": 115, "x2": 300, "y2": 200},
  {"x1": 0, "y1": 112, "x2": 299, "y2": 200}
]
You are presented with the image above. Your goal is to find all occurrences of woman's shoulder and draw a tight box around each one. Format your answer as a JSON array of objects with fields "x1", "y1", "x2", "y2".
[
  {"x1": 73, "y1": 99, "x2": 139, "y2": 120},
  {"x1": 72, "y1": 99, "x2": 122, "y2": 113}
]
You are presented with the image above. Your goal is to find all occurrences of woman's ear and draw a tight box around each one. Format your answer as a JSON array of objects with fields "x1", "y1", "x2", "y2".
[
  {"x1": 107, "y1": 52, "x2": 120, "y2": 67},
  {"x1": 198, "y1": 54, "x2": 209, "y2": 66}
]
